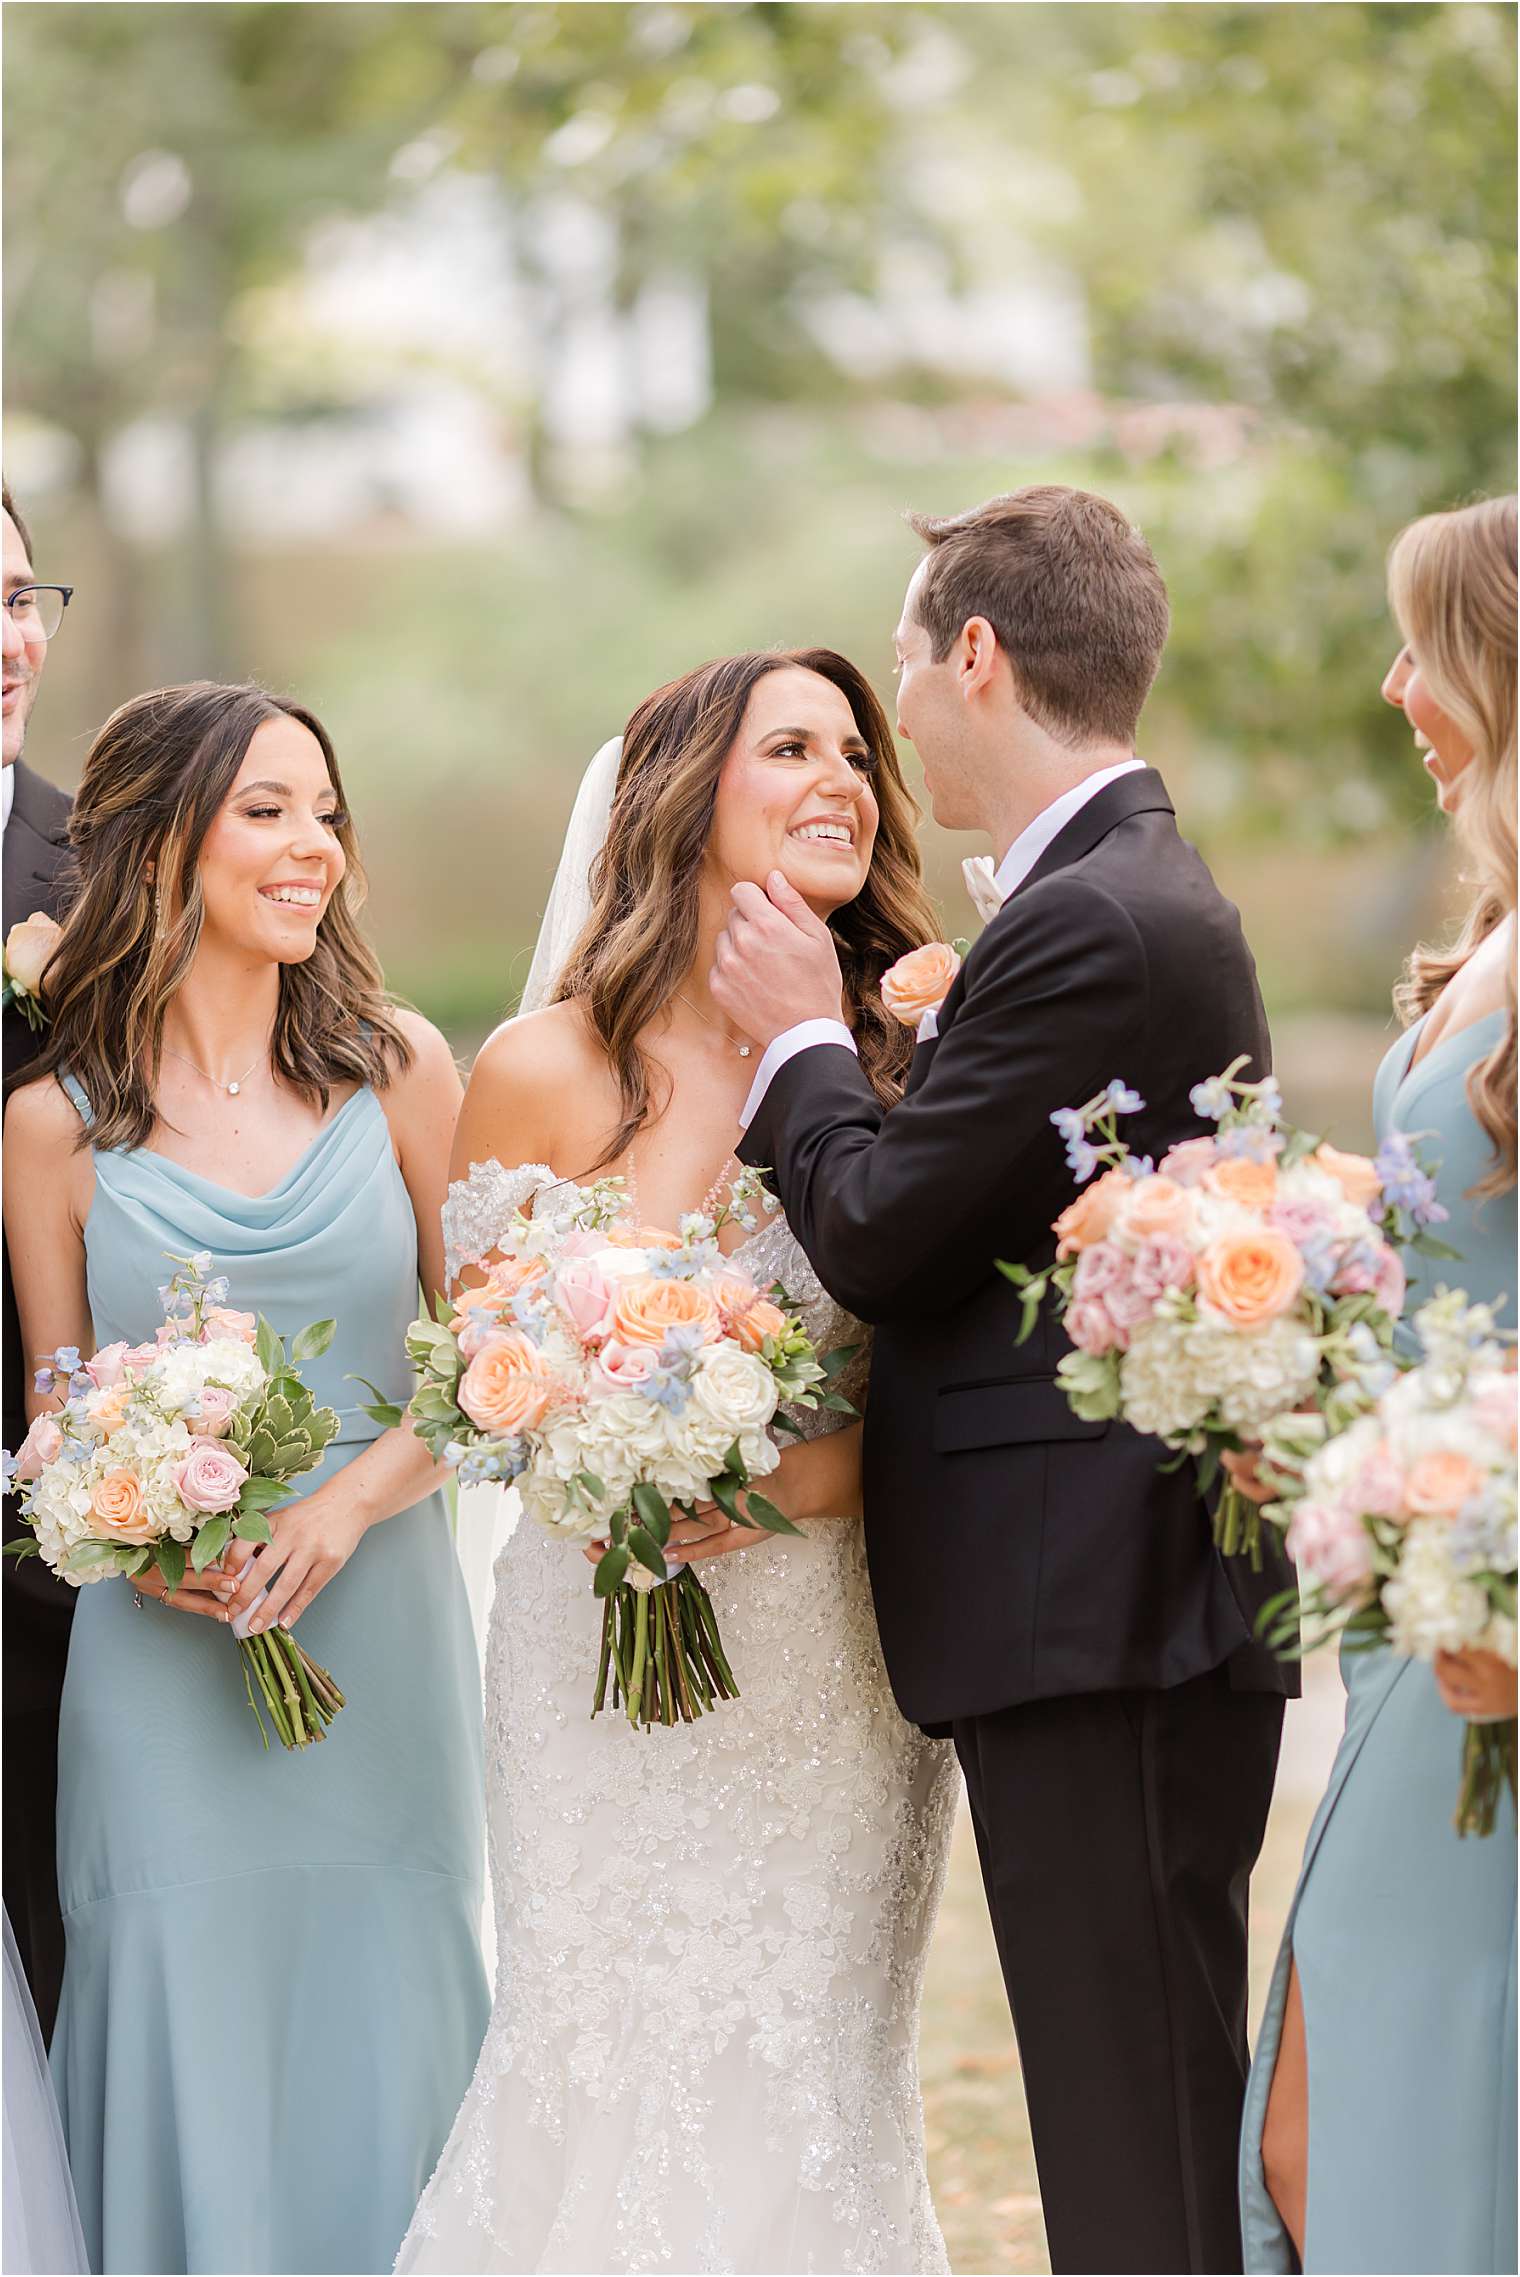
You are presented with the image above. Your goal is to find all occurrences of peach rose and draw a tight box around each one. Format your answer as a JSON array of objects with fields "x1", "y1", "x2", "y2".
[
  {"x1": 87, "y1": 1385, "x2": 131, "y2": 1435},
  {"x1": 89, "y1": 1468, "x2": 159, "y2": 1543},
  {"x1": 1204, "y1": 1158, "x2": 1279, "y2": 1212},
  {"x1": 4, "y1": 911, "x2": 61, "y2": 998},
  {"x1": 880, "y1": 942, "x2": 961, "y2": 1029},
  {"x1": 200, "y1": 1307, "x2": 257, "y2": 1346},
  {"x1": 457, "y1": 1332, "x2": 556, "y2": 1437},
  {"x1": 732, "y1": 1298, "x2": 788, "y2": 1354},
  {"x1": 1053, "y1": 1167, "x2": 1129, "y2": 1258},
  {"x1": 611, "y1": 1275, "x2": 720, "y2": 1348},
  {"x1": 1312, "y1": 1144, "x2": 1382, "y2": 1212},
  {"x1": 1195, "y1": 1229, "x2": 1305, "y2": 1326},
  {"x1": 712, "y1": 1268, "x2": 761, "y2": 1320},
  {"x1": 1118, "y1": 1176, "x2": 1193, "y2": 1244},
  {"x1": 1403, "y1": 1450, "x2": 1485, "y2": 1519},
  {"x1": 14, "y1": 1412, "x2": 63, "y2": 1482},
  {"x1": 1158, "y1": 1136, "x2": 1220, "y2": 1186}
]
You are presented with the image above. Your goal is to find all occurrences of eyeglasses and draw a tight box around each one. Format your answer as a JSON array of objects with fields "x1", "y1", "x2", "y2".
[{"x1": 6, "y1": 585, "x2": 74, "y2": 643}]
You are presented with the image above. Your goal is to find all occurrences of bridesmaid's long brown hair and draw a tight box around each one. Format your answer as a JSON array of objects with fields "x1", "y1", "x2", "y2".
[
  {"x1": 27, "y1": 681, "x2": 411, "y2": 1153},
  {"x1": 553, "y1": 649, "x2": 940, "y2": 1174}
]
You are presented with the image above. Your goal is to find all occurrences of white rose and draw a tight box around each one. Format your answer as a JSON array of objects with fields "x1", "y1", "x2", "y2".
[{"x1": 690, "y1": 1346, "x2": 778, "y2": 1437}]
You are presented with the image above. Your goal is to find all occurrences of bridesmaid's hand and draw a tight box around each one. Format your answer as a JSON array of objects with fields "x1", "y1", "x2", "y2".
[
  {"x1": 127, "y1": 1560, "x2": 239, "y2": 1622},
  {"x1": 1434, "y1": 1648, "x2": 1518, "y2": 1722},
  {"x1": 225, "y1": 1490, "x2": 372, "y2": 1634},
  {"x1": 1220, "y1": 1444, "x2": 1276, "y2": 1506}
]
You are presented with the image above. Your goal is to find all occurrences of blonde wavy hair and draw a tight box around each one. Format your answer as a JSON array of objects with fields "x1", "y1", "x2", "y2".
[
  {"x1": 554, "y1": 649, "x2": 940, "y2": 1173},
  {"x1": 1388, "y1": 495, "x2": 1516, "y2": 1197}
]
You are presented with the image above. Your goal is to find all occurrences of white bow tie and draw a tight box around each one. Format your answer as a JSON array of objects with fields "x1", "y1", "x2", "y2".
[{"x1": 962, "y1": 855, "x2": 1005, "y2": 926}]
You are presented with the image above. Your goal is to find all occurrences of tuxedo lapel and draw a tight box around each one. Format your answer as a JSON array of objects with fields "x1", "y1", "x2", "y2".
[
  {"x1": 1011, "y1": 765, "x2": 1173, "y2": 900},
  {"x1": 3, "y1": 762, "x2": 73, "y2": 923}
]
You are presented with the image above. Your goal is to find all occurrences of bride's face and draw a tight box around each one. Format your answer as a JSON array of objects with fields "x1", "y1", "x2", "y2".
[{"x1": 706, "y1": 667, "x2": 879, "y2": 918}]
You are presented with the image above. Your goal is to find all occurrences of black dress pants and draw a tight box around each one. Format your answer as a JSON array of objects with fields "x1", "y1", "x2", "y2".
[{"x1": 953, "y1": 1666, "x2": 1284, "y2": 2276}]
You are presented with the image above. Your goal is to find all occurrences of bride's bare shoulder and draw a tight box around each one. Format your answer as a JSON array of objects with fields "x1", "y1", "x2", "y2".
[{"x1": 455, "y1": 999, "x2": 611, "y2": 1167}]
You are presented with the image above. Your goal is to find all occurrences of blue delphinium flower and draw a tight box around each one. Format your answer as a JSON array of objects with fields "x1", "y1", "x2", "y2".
[
  {"x1": 1373, "y1": 1132, "x2": 1450, "y2": 1227},
  {"x1": 1065, "y1": 1137, "x2": 1100, "y2": 1184},
  {"x1": 1189, "y1": 1075, "x2": 1234, "y2": 1122},
  {"x1": 53, "y1": 1346, "x2": 80, "y2": 1374},
  {"x1": 33, "y1": 1368, "x2": 54, "y2": 1397},
  {"x1": 1, "y1": 1450, "x2": 19, "y2": 1490},
  {"x1": 1106, "y1": 1080, "x2": 1145, "y2": 1116},
  {"x1": 1121, "y1": 1153, "x2": 1155, "y2": 1180}
]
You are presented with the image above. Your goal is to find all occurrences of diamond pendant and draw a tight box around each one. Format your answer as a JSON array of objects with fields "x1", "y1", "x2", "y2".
[{"x1": 227, "y1": 1081, "x2": 241, "y2": 1096}]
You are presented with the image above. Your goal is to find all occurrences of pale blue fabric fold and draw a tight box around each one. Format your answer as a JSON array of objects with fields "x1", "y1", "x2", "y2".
[
  {"x1": 5, "y1": 1907, "x2": 88, "y2": 2274},
  {"x1": 49, "y1": 1086, "x2": 488, "y2": 2274},
  {"x1": 1240, "y1": 1010, "x2": 1518, "y2": 2273}
]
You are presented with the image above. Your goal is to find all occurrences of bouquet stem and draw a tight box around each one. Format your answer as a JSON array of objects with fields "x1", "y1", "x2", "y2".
[
  {"x1": 1213, "y1": 1480, "x2": 1263, "y2": 1569},
  {"x1": 1455, "y1": 1718, "x2": 1518, "y2": 1839},
  {"x1": 594, "y1": 1566, "x2": 740, "y2": 1732},
  {"x1": 238, "y1": 1630, "x2": 346, "y2": 1751}
]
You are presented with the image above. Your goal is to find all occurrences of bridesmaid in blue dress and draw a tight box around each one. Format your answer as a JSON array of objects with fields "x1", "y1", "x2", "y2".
[
  {"x1": 3, "y1": 684, "x2": 488, "y2": 2275},
  {"x1": 1238, "y1": 495, "x2": 1517, "y2": 2273}
]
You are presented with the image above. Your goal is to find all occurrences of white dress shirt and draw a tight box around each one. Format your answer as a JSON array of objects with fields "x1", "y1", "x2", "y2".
[
  {"x1": 1, "y1": 762, "x2": 14, "y2": 834},
  {"x1": 739, "y1": 757, "x2": 1146, "y2": 1125}
]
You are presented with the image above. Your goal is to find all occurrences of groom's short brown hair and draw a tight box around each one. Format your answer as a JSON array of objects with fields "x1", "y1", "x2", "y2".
[{"x1": 907, "y1": 485, "x2": 1170, "y2": 747}]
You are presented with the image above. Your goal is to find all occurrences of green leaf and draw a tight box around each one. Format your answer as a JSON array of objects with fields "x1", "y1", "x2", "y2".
[
  {"x1": 1, "y1": 1537, "x2": 38, "y2": 1559},
  {"x1": 290, "y1": 1318, "x2": 336, "y2": 1362},
  {"x1": 821, "y1": 1391, "x2": 857, "y2": 1415},
  {"x1": 631, "y1": 1482, "x2": 671, "y2": 1546},
  {"x1": 238, "y1": 1475, "x2": 292, "y2": 1510},
  {"x1": 743, "y1": 1492, "x2": 804, "y2": 1538},
  {"x1": 819, "y1": 1342, "x2": 860, "y2": 1379},
  {"x1": 627, "y1": 1525, "x2": 668, "y2": 1581},
  {"x1": 254, "y1": 1317, "x2": 283, "y2": 1376},
  {"x1": 190, "y1": 1513, "x2": 232, "y2": 1572},
  {"x1": 724, "y1": 1438, "x2": 750, "y2": 1486},
  {"x1": 67, "y1": 1539, "x2": 134, "y2": 1577},
  {"x1": 593, "y1": 1543, "x2": 630, "y2": 1598},
  {"x1": 709, "y1": 1475, "x2": 743, "y2": 1523},
  {"x1": 233, "y1": 1511, "x2": 273, "y2": 1545},
  {"x1": 770, "y1": 1409, "x2": 805, "y2": 1439},
  {"x1": 433, "y1": 1288, "x2": 456, "y2": 1325},
  {"x1": 154, "y1": 1537, "x2": 186, "y2": 1592},
  {"x1": 575, "y1": 1470, "x2": 605, "y2": 1502},
  {"x1": 347, "y1": 1373, "x2": 405, "y2": 1428}
]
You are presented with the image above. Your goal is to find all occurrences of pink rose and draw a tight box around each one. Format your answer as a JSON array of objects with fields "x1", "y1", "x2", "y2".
[
  {"x1": 171, "y1": 1438, "x2": 249, "y2": 1515},
  {"x1": 1269, "y1": 1197, "x2": 1338, "y2": 1249},
  {"x1": 156, "y1": 1320, "x2": 191, "y2": 1350},
  {"x1": 1350, "y1": 1441, "x2": 1406, "y2": 1520},
  {"x1": 1472, "y1": 1378, "x2": 1518, "y2": 1453},
  {"x1": 450, "y1": 1295, "x2": 504, "y2": 1363},
  {"x1": 1073, "y1": 1242, "x2": 1126, "y2": 1299},
  {"x1": 14, "y1": 1412, "x2": 63, "y2": 1481},
  {"x1": 85, "y1": 1342, "x2": 130, "y2": 1391},
  {"x1": 1158, "y1": 1136, "x2": 1220, "y2": 1187},
  {"x1": 1103, "y1": 1275, "x2": 1158, "y2": 1334},
  {"x1": 193, "y1": 1385, "x2": 239, "y2": 1437},
  {"x1": 1287, "y1": 1498, "x2": 1374, "y2": 1600},
  {"x1": 121, "y1": 1343, "x2": 159, "y2": 1379},
  {"x1": 1130, "y1": 1234, "x2": 1196, "y2": 1302},
  {"x1": 200, "y1": 1307, "x2": 257, "y2": 1346},
  {"x1": 1065, "y1": 1297, "x2": 1124, "y2": 1355},
  {"x1": 554, "y1": 1229, "x2": 605, "y2": 1261},
  {"x1": 1370, "y1": 1244, "x2": 1406, "y2": 1319},
  {"x1": 590, "y1": 1338, "x2": 660, "y2": 1392},
  {"x1": 553, "y1": 1256, "x2": 618, "y2": 1345},
  {"x1": 1118, "y1": 1176, "x2": 1193, "y2": 1245}
]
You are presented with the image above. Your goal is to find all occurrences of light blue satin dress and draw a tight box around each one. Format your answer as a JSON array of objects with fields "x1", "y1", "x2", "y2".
[
  {"x1": 48, "y1": 1081, "x2": 489, "y2": 2276},
  {"x1": 1240, "y1": 1009, "x2": 1518, "y2": 2274}
]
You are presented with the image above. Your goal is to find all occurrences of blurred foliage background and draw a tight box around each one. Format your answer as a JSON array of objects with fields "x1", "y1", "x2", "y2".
[{"x1": 6, "y1": 0, "x2": 1516, "y2": 1133}]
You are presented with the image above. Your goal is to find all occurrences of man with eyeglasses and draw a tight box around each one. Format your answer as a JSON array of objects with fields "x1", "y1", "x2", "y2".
[{"x1": 3, "y1": 477, "x2": 76, "y2": 2043}]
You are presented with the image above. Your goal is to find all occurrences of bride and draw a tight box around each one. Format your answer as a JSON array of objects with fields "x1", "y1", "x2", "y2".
[{"x1": 398, "y1": 650, "x2": 960, "y2": 2276}]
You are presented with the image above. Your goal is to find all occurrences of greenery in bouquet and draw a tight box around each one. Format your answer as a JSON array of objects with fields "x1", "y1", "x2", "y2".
[
  {"x1": 4, "y1": 1251, "x2": 345, "y2": 1750},
  {"x1": 1258, "y1": 1290, "x2": 1517, "y2": 1836},
  {"x1": 999, "y1": 1059, "x2": 1455, "y2": 1564},
  {"x1": 382, "y1": 1169, "x2": 857, "y2": 1732}
]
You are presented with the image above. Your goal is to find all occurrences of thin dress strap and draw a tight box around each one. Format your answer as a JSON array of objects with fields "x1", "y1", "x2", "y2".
[{"x1": 58, "y1": 1070, "x2": 93, "y2": 1127}]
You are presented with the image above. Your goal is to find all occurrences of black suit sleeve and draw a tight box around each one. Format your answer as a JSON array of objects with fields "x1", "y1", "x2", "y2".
[{"x1": 739, "y1": 873, "x2": 1150, "y2": 1321}]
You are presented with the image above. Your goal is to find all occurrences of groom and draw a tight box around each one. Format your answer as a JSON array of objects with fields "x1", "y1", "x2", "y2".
[{"x1": 712, "y1": 485, "x2": 1295, "y2": 2276}]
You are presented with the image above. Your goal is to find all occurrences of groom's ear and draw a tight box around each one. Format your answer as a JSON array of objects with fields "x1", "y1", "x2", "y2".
[{"x1": 957, "y1": 616, "x2": 1004, "y2": 702}]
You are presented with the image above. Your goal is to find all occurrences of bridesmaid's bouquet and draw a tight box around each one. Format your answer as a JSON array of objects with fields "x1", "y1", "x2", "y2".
[
  {"x1": 386, "y1": 1172, "x2": 856, "y2": 1732},
  {"x1": 3, "y1": 1251, "x2": 346, "y2": 1751},
  {"x1": 1000, "y1": 1060, "x2": 1453, "y2": 1563},
  {"x1": 1258, "y1": 1291, "x2": 1517, "y2": 1836}
]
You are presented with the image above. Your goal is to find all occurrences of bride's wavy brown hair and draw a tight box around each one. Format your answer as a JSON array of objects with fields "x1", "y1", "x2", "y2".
[
  {"x1": 26, "y1": 681, "x2": 411, "y2": 1153},
  {"x1": 1388, "y1": 496, "x2": 1516, "y2": 1198},
  {"x1": 554, "y1": 649, "x2": 940, "y2": 1172}
]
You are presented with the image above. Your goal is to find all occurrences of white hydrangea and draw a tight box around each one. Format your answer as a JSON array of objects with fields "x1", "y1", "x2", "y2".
[
  {"x1": 1183, "y1": 1307, "x2": 1322, "y2": 1435},
  {"x1": 1383, "y1": 1519, "x2": 1493, "y2": 1660},
  {"x1": 148, "y1": 1336, "x2": 264, "y2": 1417},
  {"x1": 1117, "y1": 1320, "x2": 1214, "y2": 1441}
]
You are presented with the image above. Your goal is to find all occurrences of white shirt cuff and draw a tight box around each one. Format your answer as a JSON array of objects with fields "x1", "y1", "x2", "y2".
[
  {"x1": 739, "y1": 1019, "x2": 858, "y2": 1129},
  {"x1": 917, "y1": 1006, "x2": 940, "y2": 1043}
]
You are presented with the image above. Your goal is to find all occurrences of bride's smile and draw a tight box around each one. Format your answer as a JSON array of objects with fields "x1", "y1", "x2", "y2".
[{"x1": 705, "y1": 663, "x2": 880, "y2": 917}]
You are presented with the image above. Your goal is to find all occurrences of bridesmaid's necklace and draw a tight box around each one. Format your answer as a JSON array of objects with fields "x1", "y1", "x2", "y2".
[{"x1": 164, "y1": 1045, "x2": 265, "y2": 1099}]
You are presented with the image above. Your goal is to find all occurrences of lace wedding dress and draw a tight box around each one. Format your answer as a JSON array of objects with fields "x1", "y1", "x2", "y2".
[{"x1": 396, "y1": 1161, "x2": 958, "y2": 2277}]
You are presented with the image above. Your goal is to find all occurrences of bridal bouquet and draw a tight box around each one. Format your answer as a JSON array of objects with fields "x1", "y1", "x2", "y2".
[
  {"x1": 3, "y1": 1251, "x2": 345, "y2": 1750},
  {"x1": 1258, "y1": 1291, "x2": 1517, "y2": 1835},
  {"x1": 999, "y1": 1059, "x2": 1453, "y2": 1563},
  {"x1": 388, "y1": 1171, "x2": 855, "y2": 1732}
]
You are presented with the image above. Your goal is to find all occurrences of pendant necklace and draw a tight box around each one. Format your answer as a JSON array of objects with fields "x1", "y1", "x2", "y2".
[
  {"x1": 676, "y1": 991, "x2": 753, "y2": 1060},
  {"x1": 164, "y1": 1046, "x2": 264, "y2": 1099}
]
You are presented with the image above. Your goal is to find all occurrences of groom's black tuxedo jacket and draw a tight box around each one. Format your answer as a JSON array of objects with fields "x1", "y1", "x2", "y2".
[{"x1": 740, "y1": 766, "x2": 1297, "y2": 1730}]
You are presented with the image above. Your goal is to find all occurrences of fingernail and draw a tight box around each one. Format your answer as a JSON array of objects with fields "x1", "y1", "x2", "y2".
[{"x1": 249, "y1": 1616, "x2": 264, "y2": 1634}]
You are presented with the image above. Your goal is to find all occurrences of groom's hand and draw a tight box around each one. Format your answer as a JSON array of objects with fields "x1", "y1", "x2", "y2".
[{"x1": 711, "y1": 871, "x2": 846, "y2": 1048}]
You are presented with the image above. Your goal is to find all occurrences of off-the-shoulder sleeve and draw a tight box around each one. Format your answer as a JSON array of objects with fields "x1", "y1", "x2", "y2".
[{"x1": 442, "y1": 1159, "x2": 559, "y2": 1285}]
